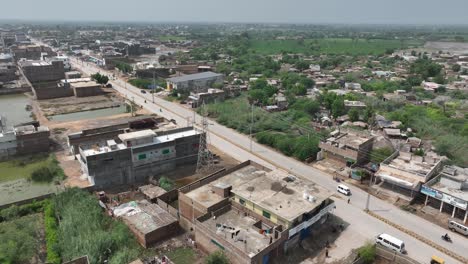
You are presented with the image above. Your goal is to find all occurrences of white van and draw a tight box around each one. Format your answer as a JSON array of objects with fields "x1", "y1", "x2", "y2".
[
  {"x1": 337, "y1": 184, "x2": 351, "y2": 196},
  {"x1": 448, "y1": 220, "x2": 468, "y2": 236},
  {"x1": 376, "y1": 233, "x2": 406, "y2": 254}
]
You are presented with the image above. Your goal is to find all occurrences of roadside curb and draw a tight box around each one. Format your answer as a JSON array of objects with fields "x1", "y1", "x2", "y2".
[{"x1": 365, "y1": 210, "x2": 467, "y2": 264}]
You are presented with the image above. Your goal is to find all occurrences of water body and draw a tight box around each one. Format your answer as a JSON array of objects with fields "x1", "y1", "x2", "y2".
[
  {"x1": 0, "y1": 94, "x2": 33, "y2": 127},
  {"x1": 49, "y1": 104, "x2": 126, "y2": 122}
]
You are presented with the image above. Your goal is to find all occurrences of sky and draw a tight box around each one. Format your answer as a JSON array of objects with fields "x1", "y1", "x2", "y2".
[{"x1": 2, "y1": 0, "x2": 468, "y2": 25}]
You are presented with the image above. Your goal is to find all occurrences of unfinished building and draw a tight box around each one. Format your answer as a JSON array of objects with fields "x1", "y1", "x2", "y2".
[
  {"x1": 19, "y1": 60, "x2": 65, "y2": 83},
  {"x1": 0, "y1": 123, "x2": 50, "y2": 159},
  {"x1": 78, "y1": 127, "x2": 202, "y2": 188},
  {"x1": 178, "y1": 160, "x2": 335, "y2": 264},
  {"x1": 114, "y1": 200, "x2": 179, "y2": 248},
  {"x1": 375, "y1": 148, "x2": 444, "y2": 197}
]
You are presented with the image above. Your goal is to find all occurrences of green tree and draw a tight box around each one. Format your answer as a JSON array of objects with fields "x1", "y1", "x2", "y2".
[
  {"x1": 452, "y1": 64, "x2": 461, "y2": 72},
  {"x1": 331, "y1": 97, "x2": 345, "y2": 118},
  {"x1": 358, "y1": 242, "x2": 376, "y2": 264},
  {"x1": 348, "y1": 108, "x2": 360, "y2": 122},
  {"x1": 159, "y1": 176, "x2": 174, "y2": 191},
  {"x1": 205, "y1": 251, "x2": 229, "y2": 264},
  {"x1": 91, "y1": 73, "x2": 109, "y2": 84}
]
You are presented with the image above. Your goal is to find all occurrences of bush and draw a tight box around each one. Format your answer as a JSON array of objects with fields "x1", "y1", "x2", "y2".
[
  {"x1": 358, "y1": 242, "x2": 376, "y2": 264},
  {"x1": 159, "y1": 176, "x2": 174, "y2": 191},
  {"x1": 205, "y1": 251, "x2": 229, "y2": 264},
  {"x1": 31, "y1": 166, "x2": 55, "y2": 182},
  {"x1": 44, "y1": 202, "x2": 60, "y2": 264},
  {"x1": 0, "y1": 200, "x2": 48, "y2": 222}
]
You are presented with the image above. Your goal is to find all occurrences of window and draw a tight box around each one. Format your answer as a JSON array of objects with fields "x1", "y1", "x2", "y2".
[
  {"x1": 162, "y1": 149, "x2": 170, "y2": 154},
  {"x1": 138, "y1": 153, "x2": 147, "y2": 160},
  {"x1": 239, "y1": 198, "x2": 245, "y2": 205},
  {"x1": 263, "y1": 210, "x2": 271, "y2": 219}
]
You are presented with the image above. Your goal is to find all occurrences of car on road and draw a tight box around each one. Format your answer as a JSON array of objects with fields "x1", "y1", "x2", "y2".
[
  {"x1": 448, "y1": 220, "x2": 468, "y2": 236},
  {"x1": 170, "y1": 119, "x2": 177, "y2": 124},
  {"x1": 375, "y1": 233, "x2": 406, "y2": 254},
  {"x1": 141, "y1": 89, "x2": 147, "y2": 94},
  {"x1": 105, "y1": 83, "x2": 112, "y2": 88},
  {"x1": 337, "y1": 184, "x2": 351, "y2": 196}
]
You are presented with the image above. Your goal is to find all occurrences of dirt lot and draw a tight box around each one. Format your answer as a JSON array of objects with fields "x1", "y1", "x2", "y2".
[
  {"x1": 424, "y1": 41, "x2": 468, "y2": 54},
  {"x1": 38, "y1": 88, "x2": 122, "y2": 116}
]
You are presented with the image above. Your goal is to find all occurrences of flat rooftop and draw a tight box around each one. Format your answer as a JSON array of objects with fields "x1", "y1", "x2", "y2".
[
  {"x1": 71, "y1": 81, "x2": 100, "y2": 88},
  {"x1": 139, "y1": 184, "x2": 167, "y2": 200},
  {"x1": 19, "y1": 60, "x2": 51, "y2": 67},
  {"x1": 186, "y1": 164, "x2": 332, "y2": 222},
  {"x1": 118, "y1": 130, "x2": 156, "y2": 142},
  {"x1": 326, "y1": 131, "x2": 372, "y2": 149},
  {"x1": 154, "y1": 129, "x2": 199, "y2": 144},
  {"x1": 117, "y1": 200, "x2": 177, "y2": 235},
  {"x1": 81, "y1": 143, "x2": 126, "y2": 156},
  {"x1": 200, "y1": 208, "x2": 274, "y2": 256},
  {"x1": 429, "y1": 166, "x2": 468, "y2": 201},
  {"x1": 167, "y1": 71, "x2": 222, "y2": 83}
]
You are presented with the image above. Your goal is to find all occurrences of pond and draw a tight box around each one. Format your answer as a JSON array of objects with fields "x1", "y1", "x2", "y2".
[
  {"x1": 0, "y1": 94, "x2": 33, "y2": 126},
  {"x1": 48, "y1": 104, "x2": 127, "y2": 122}
]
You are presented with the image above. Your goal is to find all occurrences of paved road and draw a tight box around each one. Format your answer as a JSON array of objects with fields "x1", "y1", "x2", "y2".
[{"x1": 71, "y1": 58, "x2": 467, "y2": 263}]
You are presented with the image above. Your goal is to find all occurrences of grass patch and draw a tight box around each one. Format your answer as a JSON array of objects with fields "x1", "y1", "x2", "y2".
[
  {"x1": 0, "y1": 213, "x2": 43, "y2": 264},
  {"x1": 249, "y1": 38, "x2": 423, "y2": 55},
  {"x1": 0, "y1": 154, "x2": 50, "y2": 183},
  {"x1": 165, "y1": 247, "x2": 197, "y2": 264}
]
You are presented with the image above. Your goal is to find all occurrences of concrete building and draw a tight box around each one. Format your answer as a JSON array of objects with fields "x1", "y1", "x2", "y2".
[
  {"x1": 11, "y1": 45, "x2": 56, "y2": 61},
  {"x1": 422, "y1": 165, "x2": 468, "y2": 223},
  {"x1": 114, "y1": 199, "x2": 178, "y2": 248},
  {"x1": 19, "y1": 60, "x2": 65, "y2": 83},
  {"x1": 187, "y1": 88, "x2": 225, "y2": 108},
  {"x1": 78, "y1": 127, "x2": 202, "y2": 188},
  {"x1": 375, "y1": 149, "x2": 444, "y2": 196},
  {"x1": 318, "y1": 130, "x2": 374, "y2": 166},
  {"x1": 0, "y1": 123, "x2": 50, "y2": 159},
  {"x1": 70, "y1": 81, "x2": 103, "y2": 97},
  {"x1": 67, "y1": 117, "x2": 163, "y2": 155},
  {"x1": 0, "y1": 62, "x2": 17, "y2": 83},
  {"x1": 166, "y1": 71, "x2": 224, "y2": 92},
  {"x1": 178, "y1": 161, "x2": 335, "y2": 264},
  {"x1": 344, "y1": 100, "x2": 366, "y2": 110}
]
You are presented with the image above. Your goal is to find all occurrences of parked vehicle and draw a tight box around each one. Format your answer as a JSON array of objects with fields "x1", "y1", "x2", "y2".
[
  {"x1": 375, "y1": 233, "x2": 406, "y2": 254},
  {"x1": 337, "y1": 184, "x2": 351, "y2": 196},
  {"x1": 430, "y1": 255, "x2": 445, "y2": 264},
  {"x1": 105, "y1": 83, "x2": 112, "y2": 88},
  {"x1": 448, "y1": 220, "x2": 468, "y2": 236},
  {"x1": 141, "y1": 89, "x2": 147, "y2": 94}
]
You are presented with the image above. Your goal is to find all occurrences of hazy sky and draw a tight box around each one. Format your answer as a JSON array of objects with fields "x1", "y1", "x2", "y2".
[{"x1": 2, "y1": 0, "x2": 468, "y2": 24}]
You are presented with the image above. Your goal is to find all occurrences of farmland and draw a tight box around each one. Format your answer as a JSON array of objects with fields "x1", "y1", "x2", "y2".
[{"x1": 248, "y1": 38, "x2": 423, "y2": 55}]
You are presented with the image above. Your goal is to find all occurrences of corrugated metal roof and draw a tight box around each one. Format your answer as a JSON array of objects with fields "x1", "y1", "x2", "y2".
[{"x1": 167, "y1": 71, "x2": 222, "y2": 83}]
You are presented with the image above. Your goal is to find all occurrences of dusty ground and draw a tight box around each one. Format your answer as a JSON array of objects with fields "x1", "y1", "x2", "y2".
[
  {"x1": 271, "y1": 214, "x2": 350, "y2": 264},
  {"x1": 38, "y1": 88, "x2": 121, "y2": 116},
  {"x1": 424, "y1": 41, "x2": 468, "y2": 54}
]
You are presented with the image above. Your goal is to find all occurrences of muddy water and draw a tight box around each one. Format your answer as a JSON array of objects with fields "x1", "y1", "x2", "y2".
[
  {"x1": 0, "y1": 94, "x2": 33, "y2": 127},
  {"x1": 49, "y1": 104, "x2": 126, "y2": 122}
]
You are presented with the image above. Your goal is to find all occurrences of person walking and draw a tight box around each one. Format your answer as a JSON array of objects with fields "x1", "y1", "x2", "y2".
[
  {"x1": 347, "y1": 198, "x2": 350, "y2": 204},
  {"x1": 325, "y1": 249, "x2": 329, "y2": 258}
]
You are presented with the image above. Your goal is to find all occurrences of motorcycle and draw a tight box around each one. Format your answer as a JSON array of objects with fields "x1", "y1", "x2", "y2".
[{"x1": 441, "y1": 235, "x2": 452, "y2": 243}]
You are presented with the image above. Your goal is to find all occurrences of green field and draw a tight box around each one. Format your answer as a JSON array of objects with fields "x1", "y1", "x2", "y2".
[
  {"x1": 0, "y1": 154, "x2": 50, "y2": 183},
  {"x1": 0, "y1": 213, "x2": 44, "y2": 263},
  {"x1": 249, "y1": 38, "x2": 423, "y2": 55},
  {"x1": 165, "y1": 247, "x2": 197, "y2": 264}
]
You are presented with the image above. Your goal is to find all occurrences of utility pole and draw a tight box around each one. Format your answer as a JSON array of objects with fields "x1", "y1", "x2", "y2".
[
  {"x1": 365, "y1": 173, "x2": 374, "y2": 211},
  {"x1": 249, "y1": 102, "x2": 254, "y2": 152},
  {"x1": 196, "y1": 101, "x2": 214, "y2": 173},
  {"x1": 152, "y1": 71, "x2": 156, "y2": 103}
]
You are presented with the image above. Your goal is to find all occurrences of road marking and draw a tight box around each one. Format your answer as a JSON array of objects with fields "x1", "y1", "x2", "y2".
[{"x1": 366, "y1": 210, "x2": 467, "y2": 264}]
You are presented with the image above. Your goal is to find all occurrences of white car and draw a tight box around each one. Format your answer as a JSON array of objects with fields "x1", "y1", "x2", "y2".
[{"x1": 337, "y1": 184, "x2": 351, "y2": 196}]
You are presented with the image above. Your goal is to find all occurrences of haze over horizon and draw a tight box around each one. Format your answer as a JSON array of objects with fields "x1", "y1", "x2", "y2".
[{"x1": 2, "y1": 0, "x2": 468, "y2": 25}]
